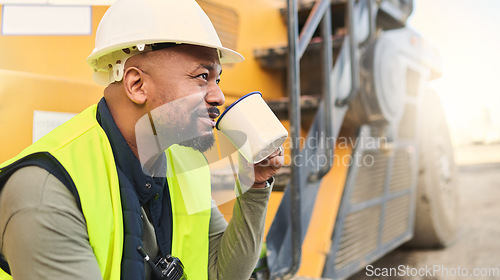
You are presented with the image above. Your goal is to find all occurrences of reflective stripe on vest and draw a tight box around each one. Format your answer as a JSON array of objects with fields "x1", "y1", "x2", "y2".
[{"x1": 0, "y1": 104, "x2": 211, "y2": 280}]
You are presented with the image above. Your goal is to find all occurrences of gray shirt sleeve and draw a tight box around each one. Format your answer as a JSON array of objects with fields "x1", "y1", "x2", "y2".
[
  {"x1": 208, "y1": 181, "x2": 272, "y2": 280},
  {"x1": 0, "y1": 166, "x2": 102, "y2": 280},
  {"x1": 0, "y1": 166, "x2": 272, "y2": 280}
]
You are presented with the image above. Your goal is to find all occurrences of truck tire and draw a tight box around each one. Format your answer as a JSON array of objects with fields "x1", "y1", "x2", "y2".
[{"x1": 405, "y1": 90, "x2": 459, "y2": 248}]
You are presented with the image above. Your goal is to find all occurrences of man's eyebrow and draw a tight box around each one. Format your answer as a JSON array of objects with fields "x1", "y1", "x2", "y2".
[{"x1": 195, "y1": 64, "x2": 222, "y2": 75}]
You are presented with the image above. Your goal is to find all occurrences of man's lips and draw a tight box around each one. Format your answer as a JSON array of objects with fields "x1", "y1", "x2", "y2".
[
  {"x1": 195, "y1": 107, "x2": 220, "y2": 128},
  {"x1": 206, "y1": 107, "x2": 220, "y2": 128},
  {"x1": 208, "y1": 111, "x2": 219, "y2": 119},
  {"x1": 199, "y1": 117, "x2": 216, "y2": 128},
  {"x1": 207, "y1": 107, "x2": 220, "y2": 119}
]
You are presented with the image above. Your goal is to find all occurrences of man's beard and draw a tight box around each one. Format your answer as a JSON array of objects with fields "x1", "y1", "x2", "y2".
[
  {"x1": 177, "y1": 106, "x2": 219, "y2": 152},
  {"x1": 179, "y1": 133, "x2": 215, "y2": 152}
]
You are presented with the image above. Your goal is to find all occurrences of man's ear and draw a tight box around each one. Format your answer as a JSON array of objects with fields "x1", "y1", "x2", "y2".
[{"x1": 123, "y1": 67, "x2": 147, "y2": 104}]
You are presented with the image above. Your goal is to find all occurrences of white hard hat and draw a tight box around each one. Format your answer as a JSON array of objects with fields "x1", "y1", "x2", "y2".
[{"x1": 87, "y1": 0, "x2": 244, "y2": 86}]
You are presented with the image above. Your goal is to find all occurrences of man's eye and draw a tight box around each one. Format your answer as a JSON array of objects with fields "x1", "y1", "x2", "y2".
[
  {"x1": 216, "y1": 78, "x2": 221, "y2": 85},
  {"x1": 198, "y1": 73, "x2": 208, "y2": 80}
]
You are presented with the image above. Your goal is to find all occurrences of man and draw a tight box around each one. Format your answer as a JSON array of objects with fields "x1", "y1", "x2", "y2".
[{"x1": 0, "y1": 0, "x2": 283, "y2": 279}]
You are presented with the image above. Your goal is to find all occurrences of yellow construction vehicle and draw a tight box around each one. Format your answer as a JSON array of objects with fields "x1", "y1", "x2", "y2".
[{"x1": 0, "y1": 0, "x2": 458, "y2": 279}]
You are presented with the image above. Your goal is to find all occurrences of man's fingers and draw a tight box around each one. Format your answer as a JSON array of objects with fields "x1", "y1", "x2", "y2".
[
  {"x1": 255, "y1": 147, "x2": 285, "y2": 169},
  {"x1": 269, "y1": 153, "x2": 285, "y2": 169},
  {"x1": 261, "y1": 146, "x2": 283, "y2": 161}
]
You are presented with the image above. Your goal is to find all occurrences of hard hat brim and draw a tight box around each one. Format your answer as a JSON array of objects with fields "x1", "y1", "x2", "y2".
[{"x1": 87, "y1": 39, "x2": 244, "y2": 70}]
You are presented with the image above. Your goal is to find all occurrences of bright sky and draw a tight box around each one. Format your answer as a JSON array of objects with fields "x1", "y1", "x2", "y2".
[{"x1": 409, "y1": 0, "x2": 500, "y2": 143}]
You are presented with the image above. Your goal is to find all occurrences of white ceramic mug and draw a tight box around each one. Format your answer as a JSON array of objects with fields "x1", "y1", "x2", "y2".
[{"x1": 215, "y1": 91, "x2": 288, "y2": 163}]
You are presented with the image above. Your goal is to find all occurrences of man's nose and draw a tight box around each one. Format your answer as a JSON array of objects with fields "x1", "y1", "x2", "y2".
[{"x1": 206, "y1": 83, "x2": 225, "y2": 107}]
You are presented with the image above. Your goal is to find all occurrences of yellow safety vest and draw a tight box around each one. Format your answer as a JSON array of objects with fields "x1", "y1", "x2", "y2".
[{"x1": 0, "y1": 104, "x2": 211, "y2": 280}]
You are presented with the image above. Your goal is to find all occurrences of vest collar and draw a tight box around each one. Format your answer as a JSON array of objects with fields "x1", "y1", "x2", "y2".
[{"x1": 96, "y1": 98, "x2": 166, "y2": 205}]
